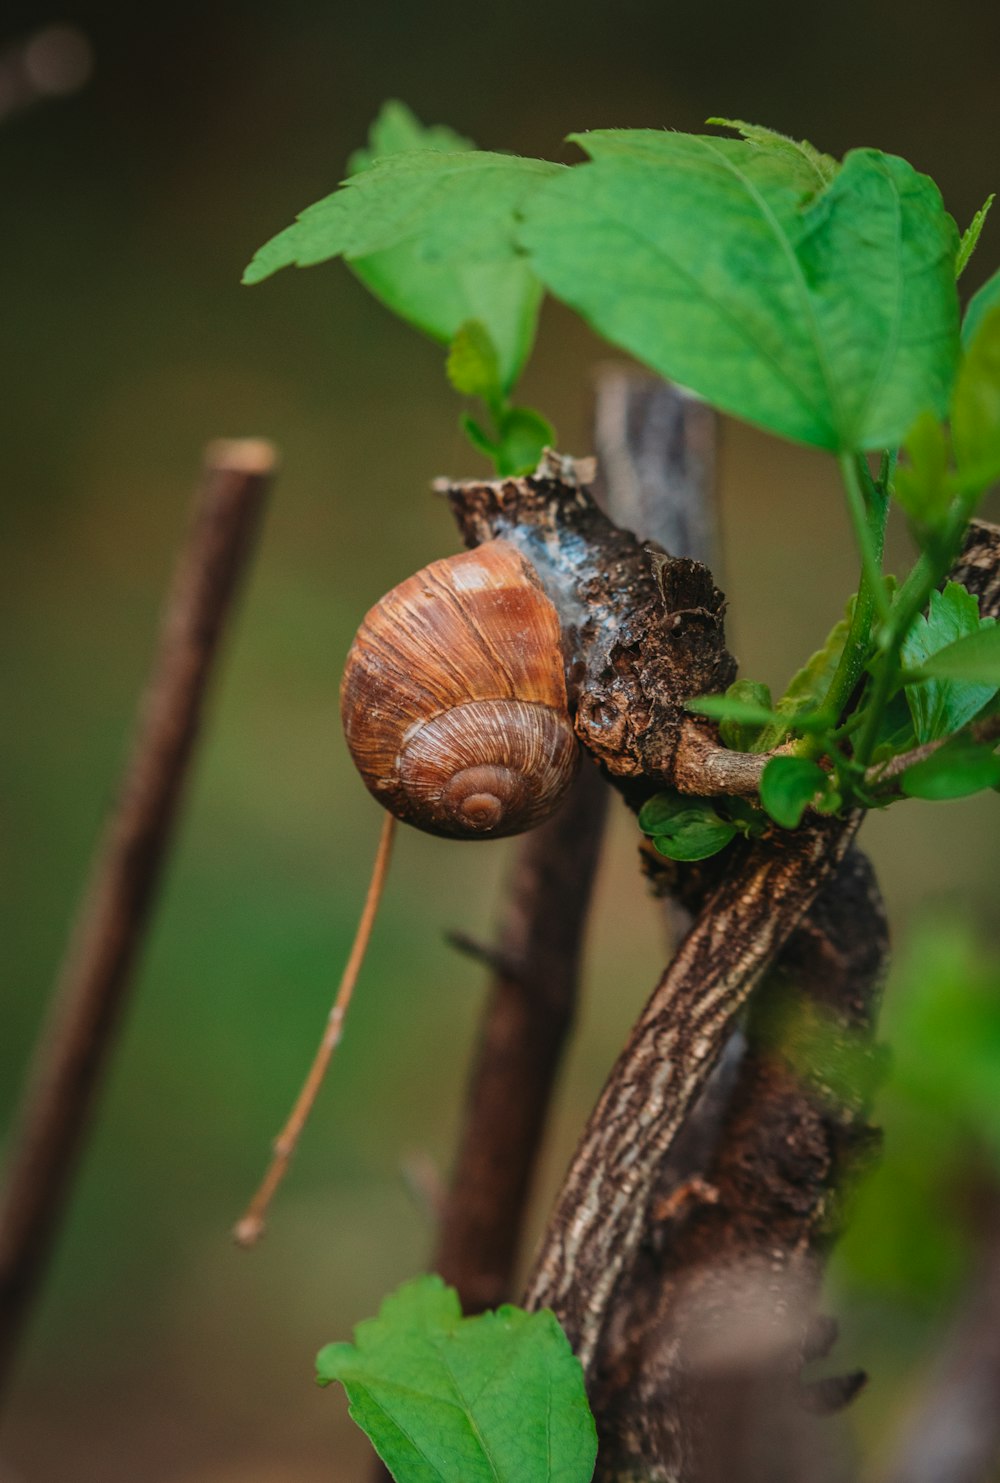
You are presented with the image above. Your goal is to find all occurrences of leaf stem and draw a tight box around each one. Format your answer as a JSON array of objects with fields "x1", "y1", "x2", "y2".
[
  {"x1": 852, "y1": 494, "x2": 978, "y2": 770},
  {"x1": 841, "y1": 453, "x2": 892, "y2": 625},
  {"x1": 822, "y1": 454, "x2": 891, "y2": 728}
]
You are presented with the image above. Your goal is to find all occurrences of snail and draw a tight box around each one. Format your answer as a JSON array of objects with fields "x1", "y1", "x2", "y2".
[{"x1": 340, "y1": 539, "x2": 580, "y2": 839}]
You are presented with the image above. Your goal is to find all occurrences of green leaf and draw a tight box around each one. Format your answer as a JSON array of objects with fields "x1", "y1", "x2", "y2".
[
  {"x1": 638, "y1": 792, "x2": 738, "y2": 861},
  {"x1": 901, "y1": 582, "x2": 999, "y2": 741},
  {"x1": 956, "y1": 193, "x2": 994, "y2": 280},
  {"x1": 717, "y1": 679, "x2": 774, "y2": 751},
  {"x1": 518, "y1": 129, "x2": 960, "y2": 452},
  {"x1": 346, "y1": 99, "x2": 474, "y2": 176},
  {"x1": 962, "y1": 264, "x2": 1000, "y2": 346},
  {"x1": 894, "y1": 409, "x2": 952, "y2": 529},
  {"x1": 901, "y1": 737, "x2": 1000, "y2": 799},
  {"x1": 722, "y1": 794, "x2": 769, "y2": 838},
  {"x1": 447, "y1": 319, "x2": 504, "y2": 406},
  {"x1": 952, "y1": 303, "x2": 1000, "y2": 488},
  {"x1": 779, "y1": 596, "x2": 856, "y2": 717},
  {"x1": 245, "y1": 142, "x2": 561, "y2": 389},
  {"x1": 495, "y1": 406, "x2": 556, "y2": 476},
  {"x1": 705, "y1": 118, "x2": 839, "y2": 187},
  {"x1": 460, "y1": 412, "x2": 499, "y2": 460},
  {"x1": 316, "y1": 1276, "x2": 597, "y2": 1483},
  {"x1": 760, "y1": 756, "x2": 828, "y2": 827},
  {"x1": 749, "y1": 596, "x2": 858, "y2": 755},
  {"x1": 910, "y1": 622, "x2": 1000, "y2": 684}
]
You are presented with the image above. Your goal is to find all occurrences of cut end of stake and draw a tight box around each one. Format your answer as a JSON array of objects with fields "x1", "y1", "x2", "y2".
[
  {"x1": 232, "y1": 1215, "x2": 265, "y2": 1248},
  {"x1": 233, "y1": 813, "x2": 396, "y2": 1249},
  {"x1": 206, "y1": 438, "x2": 280, "y2": 478}
]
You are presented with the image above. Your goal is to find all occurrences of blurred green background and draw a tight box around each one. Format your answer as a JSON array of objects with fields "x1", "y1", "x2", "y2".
[{"x1": 2, "y1": 1, "x2": 1000, "y2": 1478}]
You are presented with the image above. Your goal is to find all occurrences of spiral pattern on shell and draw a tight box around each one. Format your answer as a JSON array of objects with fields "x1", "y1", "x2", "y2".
[{"x1": 340, "y1": 540, "x2": 579, "y2": 838}]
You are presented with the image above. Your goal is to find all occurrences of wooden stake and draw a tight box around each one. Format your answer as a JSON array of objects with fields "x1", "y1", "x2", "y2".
[{"x1": 0, "y1": 440, "x2": 276, "y2": 1397}]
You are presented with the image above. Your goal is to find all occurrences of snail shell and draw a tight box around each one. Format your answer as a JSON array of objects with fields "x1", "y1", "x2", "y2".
[{"x1": 340, "y1": 540, "x2": 579, "y2": 839}]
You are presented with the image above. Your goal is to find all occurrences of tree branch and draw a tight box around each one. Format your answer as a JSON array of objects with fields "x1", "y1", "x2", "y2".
[
  {"x1": 521, "y1": 813, "x2": 858, "y2": 1375},
  {"x1": 589, "y1": 364, "x2": 719, "y2": 564},
  {"x1": 433, "y1": 376, "x2": 720, "y2": 1316},
  {"x1": 0, "y1": 439, "x2": 275, "y2": 1396},
  {"x1": 584, "y1": 516, "x2": 1000, "y2": 1477},
  {"x1": 593, "y1": 845, "x2": 887, "y2": 1482},
  {"x1": 441, "y1": 445, "x2": 1000, "y2": 1474}
]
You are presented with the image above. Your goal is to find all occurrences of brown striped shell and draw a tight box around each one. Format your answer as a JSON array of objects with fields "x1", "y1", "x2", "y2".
[{"x1": 340, "y1": 540, "x2": 579, "y2": 838}]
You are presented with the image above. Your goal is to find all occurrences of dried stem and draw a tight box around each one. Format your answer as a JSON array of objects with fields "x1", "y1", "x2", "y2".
[
  {"x1": 0, "y1": 440, "x2": 275, "y2": 1396},
  {"x1": 234, "y1": 812, "x2": 397, "y2": 1247}
]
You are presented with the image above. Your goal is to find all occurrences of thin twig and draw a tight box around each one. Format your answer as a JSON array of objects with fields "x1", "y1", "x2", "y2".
[
  {"x1": 0, "y1": 439, "x2": 276, "y2": 1397},
  {"x1": 671, "y1": 719, "x2": 790, "y2": 797},
  {"x1": 867, "y1": 712, "x2": 1000, "y2": 789},
  {"x1": 234, "y1": 812, "x2": 396, "y2": 1247}
]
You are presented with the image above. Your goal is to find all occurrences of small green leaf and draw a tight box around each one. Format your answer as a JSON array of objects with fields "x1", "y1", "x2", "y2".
[
  {"x1": 962, "y1": 264, "x2": 1000, "y2": 346},
  {"x1": 245, "y1": 139, "x2": 561, "y2": 389},
  {"x1": 639, "y1": 792, "x2": 738, "y2": 861},
  {"x1": 951, "y1": 303, "x2": 1000, "y2": 489},
  {"x1": 717, "y1": 679, "x2": 774, "y2": 751},
  {"x1": 956, "y1": 193, "x2": 994, "y2": 280},
  {"x1": 901, "y1": 582, "x2": 999, "y2": 741},
  {"x1": 894, "y1": 410, "x2": 952, "y2": 529},
  {"x1": 760, "y1": 756, "x2": 828, "y2": 828},
  {"x1": 316, "y1": 1275, "x2": 597, "y2": 1483},
  {"x1": 901, "y1": 737, "x2": 1000, "y2": 799},
  {"x1": 347, "y1": 98, "x2": 474, "y2": 176},
  {"x1": 495, "y1": 406, "x2": 556, "y2": 476},
  {"x1": 909, "y1": 622, "x2": 1000, "y2": 684},
  {"x1": 722, "y1": 795, "x2": 768, "y2": 838},
  {"x1": 447, "y1": 319, "x2": 503, "y2": 406},
  {"x1": 519, "y1": 131, "x2": 960, "y2": 452},
  {"x1": 749, "y1": 596, "x2": 859, "y2": 755},
  {"x1": 780, "y1": 602, "x2": 854, "y2": 714},
  {"x1": 460, "y1": 413, "x2": 500, "y2": 460}
]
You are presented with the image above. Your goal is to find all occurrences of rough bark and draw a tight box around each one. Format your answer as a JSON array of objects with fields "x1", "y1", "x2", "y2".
[
  {"x1": 583, "y1": 516, "x2": 1000, "y2": 1478},
  {"x1": 439, "y1": 452, "x2": 736, "y2": 793},
  {"x1": 521, "y1": 814, "x2": 859, "y2": 1374},
  {"x1": 594, "y1": 845, "x2": 887, "y2": 1482}
]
